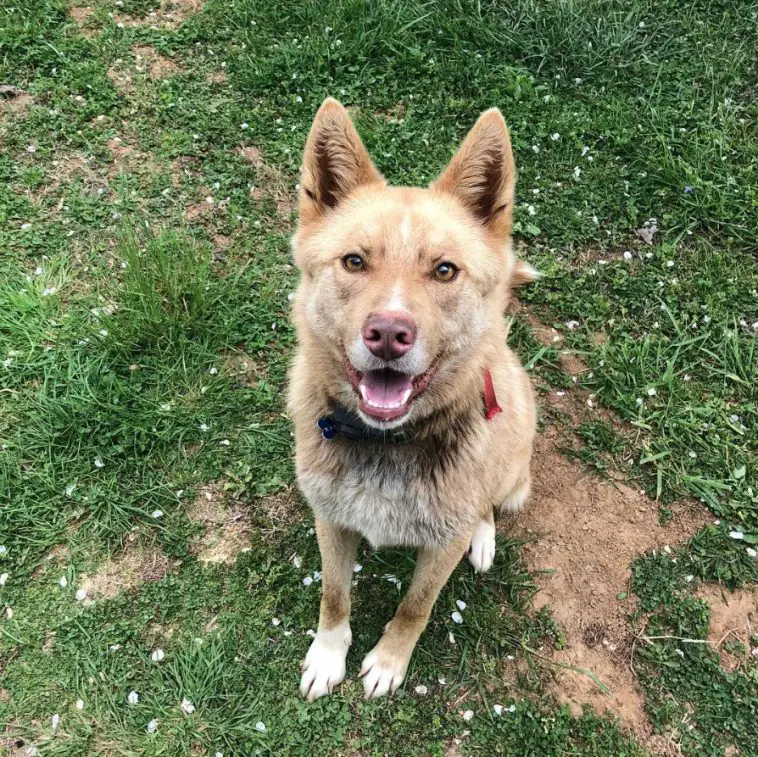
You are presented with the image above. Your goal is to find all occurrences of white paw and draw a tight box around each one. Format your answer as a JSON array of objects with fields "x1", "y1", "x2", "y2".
[
  {"x1": 299, "y1": 624, "x2": 351, "y2": 702},
  {"x1": 468, "y1": 519, "x2": 496, "y2": 573},
  {"x1": 360, "y1": 644, "x2": 409, "y2": 699}
]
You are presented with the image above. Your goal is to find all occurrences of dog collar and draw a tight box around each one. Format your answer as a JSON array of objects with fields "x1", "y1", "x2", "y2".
[{"x1": 317, "y1": 369, "x2": 501, "y2": 442}]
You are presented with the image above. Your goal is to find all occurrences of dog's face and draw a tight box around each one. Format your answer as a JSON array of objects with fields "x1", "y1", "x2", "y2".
[{"x1": 292, "y1": 99, "x2": 536, "y2": 429}]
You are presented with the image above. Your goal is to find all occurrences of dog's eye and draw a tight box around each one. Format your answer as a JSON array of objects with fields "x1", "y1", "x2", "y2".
[
  {"x1": 434, "y1": 262, "x2": 458, "y2": 282},
  {"x1": 342, "y1": 253, "x2": 365, "y2": 272}
]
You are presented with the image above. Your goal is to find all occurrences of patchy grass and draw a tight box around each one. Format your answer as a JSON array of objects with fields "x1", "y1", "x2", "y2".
[{"x1": 1, "y1": 0, "x2": 756, "y2": 754}]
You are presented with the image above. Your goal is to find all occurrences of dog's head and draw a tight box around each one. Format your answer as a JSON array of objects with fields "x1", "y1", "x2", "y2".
[{"x1": 292, "y1": 98, "x2": 537, "y2": 429}]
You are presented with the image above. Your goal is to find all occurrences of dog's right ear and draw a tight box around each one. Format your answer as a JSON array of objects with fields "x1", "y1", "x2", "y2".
[{"x1": 299, "y1": 98, "x2": 384, "y2": 224}]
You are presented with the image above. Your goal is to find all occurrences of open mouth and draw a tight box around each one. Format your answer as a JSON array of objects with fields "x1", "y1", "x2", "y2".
[{"x1": 345, "y1": 358, "x2": 438, "y2": 422}]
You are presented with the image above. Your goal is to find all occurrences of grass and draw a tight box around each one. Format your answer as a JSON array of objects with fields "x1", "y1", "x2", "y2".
[{"x1": 1, "y1": 0, "x2": 756, "y2": 754}]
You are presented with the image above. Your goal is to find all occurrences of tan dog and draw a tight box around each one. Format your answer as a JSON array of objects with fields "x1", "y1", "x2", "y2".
[{"x1": 288, "y1": 98, "x2": 537, "y2": 701}]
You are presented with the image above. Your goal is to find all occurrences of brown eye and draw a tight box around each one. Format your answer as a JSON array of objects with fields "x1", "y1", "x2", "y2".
[
  {"x1": 434, "y1": 262, "x2": 458, "y2": 282},
  {"x1": 342, "y1": 253, "x2": 365, "y2": 272}
]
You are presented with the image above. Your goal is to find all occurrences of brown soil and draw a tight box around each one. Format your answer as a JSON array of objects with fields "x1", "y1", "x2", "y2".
[
  {"x1": 79, "y1": 534, "x2": 173, "y2": 600},
  {"x1": 107, "y1": 63, "x2": 134, "y2": 95},
  {"x1": 512, "y1": 427, "x2": 708, "y2": 741},
  {"x1": 188, "y1": 483, "x2": 252, "y2": 564},
  {"x1": 502, "y1": 311, "x2": 711, "y2": 747},
  {"x1": 0, "y1": 87, "x2": 34, "y2": 121},
  {"x1": 697, "y1": 584, "x2": 756, "y2": 672},
  {"x1": 69, "y1": 5, "x2": 94, "y2": 24},
  {"x1": 132, "y1": 44, "x2": 183, "y2": 79},
  {"x1": 114, "y1": 0, "x2": 204, "y2": 30}
]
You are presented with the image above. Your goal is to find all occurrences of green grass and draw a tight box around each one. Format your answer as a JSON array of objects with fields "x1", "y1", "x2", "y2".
[{"x1": 1, "y1": 0, "x2": 756, "y2": 754}]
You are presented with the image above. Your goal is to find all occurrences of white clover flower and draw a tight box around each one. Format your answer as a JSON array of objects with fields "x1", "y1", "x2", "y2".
[
  {"x1": 75, "y1": 699, "x2": 84, "y2": 710},
  {"x1": 151, "y1": 510, "x2": 163, "y2": 518},
  {"x1": 647, "y1": 388, "x2": 657, "y2": 396},
  {"x1": 94, "y1": 458, "x2": 105, "y2": 468},
  {"x1": 59, "y1": 576, "x2": 68, "y2": 588},
  {"x1": 302, "y1": 576, "x2": 313, "y2": 586},
  {"x1": 5, "y1": 607, "x2": 13, "y2": 619},
  {"x1": 42, "y1": 287, "x2": 57, "y2": 296},
  {"x1": 0, "y1": 545, "x2": 9, "y2": 555},
  {"x1": 151, "y1": 648, "x2": 165, "y2": 662},
  {"x1": 747, "y1": 548, "x2": 757, "y2": 558},
  {"x1": 573, "y1": 166, "x2": 581, "y2": 179},
  {"x1": 550, "y1": 132, "x2": 560, "y2": 141},
  {"x1": 623, "y1": 251, "x2": 633, "y2": 260},
  {"x1": 65, "y1": 484, "x2": 76, "y2": 497},
  {"x1": 219, "y1": 439, "x2": 231, "y2": 446},
  {"x1": 352, "y1": 563, "x2": 362, "y2": 573},
  {"x1": 199, "y1": 423, "x2": 209, "y2": 432},
  {"x1": 456, "y1": 599, "x2": 466, "y2": 611},
  {"x1": 271, "y1": 617, "x2": 281, "y2": 626},
  {"x1": 127, "y1": 690, "x2": 139, "y2": 705},
  {"x1": 0, "y1": 573, "x2": 7, "y2": 586},
  {"x1": 292, "y1": 555, "x2": 302, "y2": 569},
  {"x1": 462, "y1": 709, "x2": 474, "y2": 721},
  {"x1": 415, "y1": 684, "x2": 428, "y2": 695},
  {"x1": 666, "y1": 260, "x2": 675, "y2": 268},
  {"x1": 451, "y1": 611, "x2": 463, "y2": 624},
  {"x1": 493, "y1": 704, "x2": 503, "y2": 715},
  {"x1": 75, "y1": 589, "x2": 87, "y2": 601},
  {"x1": 147, "y1": 718, "x2": 158, "y2": 733},
  {"x1": 255, "y1": 721, "x2": 266, "y2": 733},
  {"x1": 209, "y1": 367, "x2": 218, "y2": 375}
]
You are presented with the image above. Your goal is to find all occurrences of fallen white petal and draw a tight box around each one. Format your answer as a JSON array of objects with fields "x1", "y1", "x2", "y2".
[
  {"x1": 455, "y1": 599, "x2": 466, "y2": 611},
  {"x1": 147, "y1": 718, "x2": 158, "y2": 733},
  {"x1": 255, "y1": 721, "x2": 266, "y2": 733},
  {"x1": 462, "y1": 710, "x2": 474, "y2": 721},
  {"x1": 151, "y1": 648, "x2": 165, "y2": 662},
  {"x1": 451, "y1": 611, "x2": 463, "y2": 624},
  {"x1": 414, "y1": 685, "x2": 428, "y2": 695},
  {"x1": 127, "y1": 690, "x2": 139, "y2": 705},
  {"x1": 181, "y1": 697, "x2": 195, "y2": 714}
]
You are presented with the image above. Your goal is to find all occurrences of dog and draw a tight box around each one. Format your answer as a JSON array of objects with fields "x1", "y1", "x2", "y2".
[{"x1": 288, "y1": 98, "x2": 537, "y2": 701}]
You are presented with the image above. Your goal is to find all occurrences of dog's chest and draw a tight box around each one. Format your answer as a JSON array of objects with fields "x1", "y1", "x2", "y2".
[{"x1": 299, "y1": 446, "x2": 464, "y2": 548}]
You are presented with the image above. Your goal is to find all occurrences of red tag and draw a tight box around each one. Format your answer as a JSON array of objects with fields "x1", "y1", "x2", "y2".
[{"x1": 483, "y1": 369, "x2": 502, "y2": 420}]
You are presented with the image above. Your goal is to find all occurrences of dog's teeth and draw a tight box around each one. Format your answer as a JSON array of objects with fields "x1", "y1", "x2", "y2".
[
  {"x1": 400, "y1": 388, "x2": 412, "y2": 405},
  {"x1": 359, "y1": 385, "x2": 368, "y2": 401}
]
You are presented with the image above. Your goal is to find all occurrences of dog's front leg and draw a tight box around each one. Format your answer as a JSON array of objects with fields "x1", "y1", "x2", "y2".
[
  {"x1": 360, "y1": 535, "x2": 469, "y2": 699},
  {"x1": 299, "y1": 519, "x2": 360, "y2": 701}
]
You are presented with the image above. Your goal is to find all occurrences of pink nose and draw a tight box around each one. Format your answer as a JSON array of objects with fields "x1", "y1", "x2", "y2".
[{"x1": 361, "y1": 312, "x2": 417, "y2": 361}]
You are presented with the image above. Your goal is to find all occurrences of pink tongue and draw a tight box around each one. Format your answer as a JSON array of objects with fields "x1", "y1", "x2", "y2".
[{"x1": 360, "y1": 369, "x2": 413, "y2": 406}]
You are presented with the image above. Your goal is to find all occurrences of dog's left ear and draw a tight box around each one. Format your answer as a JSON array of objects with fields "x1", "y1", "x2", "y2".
[
  {"x1": 431, "y1": 108, "x2": 516, "y2": 238},
  {"x1": 299, "y1": 98, "x2": 384, "y2": 224}
]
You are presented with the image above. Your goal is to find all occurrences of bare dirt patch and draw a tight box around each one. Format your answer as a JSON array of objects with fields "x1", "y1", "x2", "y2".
[
  {"x1": 132, "y1": 44, "x2": 183, "y2": 79},
  {"x1": 0, "y1": 86, "x2": 33, "y2": 121},
  {"x1": 107, "y1": 61, "x2": 134, "y2": 95},
  {"x1": 69, "y1": 5, "x2": 94, "y2": 24},
  {"x1": 114, "y1": 0, "x2": 204, "y2": 30},
  {"x1": 696, "y1": 584, "x2": 756, "y2": 672},
  {"x1": 510, "y1": 420, "x2": 709, "y2": 743},
  {"x1": 79, "y1": 534, "x2": 173, "y2": 601},
  {"x1": 188, "y1": 483, "x2": 252, "y2": 565},
  {"x1": 188, "y1": 483, "x2": 302, "y2": 564}
]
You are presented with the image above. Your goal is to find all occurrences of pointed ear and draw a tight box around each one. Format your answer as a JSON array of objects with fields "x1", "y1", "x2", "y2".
[
  {"x1": 431, "y1": 108, "x2": 516, "y2": 237},
  {"x1": 511, "y1": 259, "x2": 540, "y2": 287},
  {"x1": 299, "y1": 98, "x2": 384, "y2": 223}
]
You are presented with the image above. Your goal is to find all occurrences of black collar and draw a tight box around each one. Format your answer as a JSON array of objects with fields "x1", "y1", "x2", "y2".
[{"x1": 317, "y1": 403, "x2": 414, "y2": 444}]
